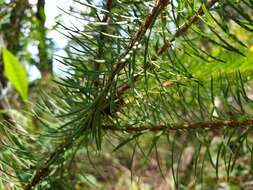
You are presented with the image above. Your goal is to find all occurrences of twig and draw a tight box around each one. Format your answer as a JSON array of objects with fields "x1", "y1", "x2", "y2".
[
  {"x1": 100, "y1": 119, "x2": 253, "y2": 132},
  {"x1": 115, "y1": 0, "x2": 219, "y2": 102},
  {"x1": 24, "y1": 1, "x2": 170, "y2": 189},
  {"x1": 158, "y1": 0, "x2": 219, "y2": 54}
]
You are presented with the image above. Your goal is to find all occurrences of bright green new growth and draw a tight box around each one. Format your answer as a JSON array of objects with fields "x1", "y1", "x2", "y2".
[{"x1": 2, "y1": 48, "x2": 28, "y2": 101}]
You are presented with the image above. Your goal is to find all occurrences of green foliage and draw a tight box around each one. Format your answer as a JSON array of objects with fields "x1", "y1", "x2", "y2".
[
  {"x1": 1, "y1": 0, "x2": 253, "y2": 189},
  {"x1": 2, "y1": 48, "x2": 28, "y2": 101}
]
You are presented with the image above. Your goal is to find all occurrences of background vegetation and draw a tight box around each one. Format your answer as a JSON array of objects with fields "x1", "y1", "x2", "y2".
[{"x1": 0, "y1": 0, "x2": 253, "y2": 189}]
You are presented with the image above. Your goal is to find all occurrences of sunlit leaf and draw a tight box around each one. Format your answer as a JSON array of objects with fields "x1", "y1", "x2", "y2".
[{"x1": 2, "y1": 48, "x2": 28, "y2": 101}]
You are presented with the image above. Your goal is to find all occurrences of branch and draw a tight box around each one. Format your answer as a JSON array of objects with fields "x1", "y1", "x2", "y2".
[
  {"x1": 114, "y1": 0, "x2": 219, "y2": 104},
  {"x1": 100, "y1": 119, "x2": 253, "y2": 132},
  {"x1": 24, "y1": 1, "x2": 170, "y2": 189},
  {"x1": 158, "y1": 0, "x2": 219, "y2": 54}
]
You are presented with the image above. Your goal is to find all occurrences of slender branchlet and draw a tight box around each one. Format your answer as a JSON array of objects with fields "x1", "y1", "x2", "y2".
[{"x1": 25, "y1": 1, "x2": 170, "y2": 189}]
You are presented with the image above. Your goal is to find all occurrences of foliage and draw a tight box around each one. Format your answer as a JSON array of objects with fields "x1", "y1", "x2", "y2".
[
  {"x1": 1, "y1": 0, "x2": 253, "y2": 189},
  {"x1": 2, "y1": 48, "x2": 28, "y2": 101}
]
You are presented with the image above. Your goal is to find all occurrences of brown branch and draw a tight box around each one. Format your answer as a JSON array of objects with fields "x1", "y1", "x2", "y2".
[
  {"x1": 24, "y1": 1, "x2": 170, "y2": 189},
  {"x1": 115, "y1": 0, "x2": 219, "y2": 103},
  {"x1": 89, "y1": 0, "x2": 170, "y2": 111},
  {"x1": 157, "y1": 0, "x2": 219, "y2": 55},
  {"x1": 100, "y1": 0, "x2": 171, "y2": 113},
  {"x1": 107, "y1": 0, "x2": 170, "y2": 77},
  {"x1": 100, "y1": 119, "x2": 253, "y2": 133}
]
